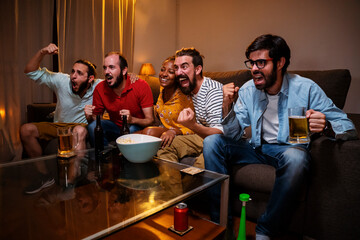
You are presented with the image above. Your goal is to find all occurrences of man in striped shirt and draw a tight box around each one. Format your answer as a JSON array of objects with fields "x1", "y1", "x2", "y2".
[{"x1": 157, "y1": 48, "x2": 223, "y2": 168}]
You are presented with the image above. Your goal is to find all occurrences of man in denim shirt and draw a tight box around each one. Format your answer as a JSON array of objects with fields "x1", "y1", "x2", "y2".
[{"x1": 204, "y1": 34, "x2": 357, "y2": 240}]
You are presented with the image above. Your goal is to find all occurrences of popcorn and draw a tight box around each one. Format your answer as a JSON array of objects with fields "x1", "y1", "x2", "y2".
[{"x1": 117, "y1": 137, "x2": 135, "y2": 144}]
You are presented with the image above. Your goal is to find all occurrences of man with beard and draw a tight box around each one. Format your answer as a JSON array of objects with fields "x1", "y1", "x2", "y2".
[
  {"x1": 21, "y1": 43, "x2": 100, "y2": 194},
  {"x1": 203, "y1": 34, "x2": 357, "y2": 239},
  {"x1": 85, "y1": 52, "x2": 154, "y2": 146},
  {"x1": 156, "y1": 48, "x2": 224, "y2": 168}
]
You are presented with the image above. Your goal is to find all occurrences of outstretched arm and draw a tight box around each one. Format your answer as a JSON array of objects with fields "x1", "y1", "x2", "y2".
[{"x1": 24, "y1": 43, "x2": 58, "y2": 73}]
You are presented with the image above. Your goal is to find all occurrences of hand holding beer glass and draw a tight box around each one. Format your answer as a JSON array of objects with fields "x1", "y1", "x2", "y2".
[
  {"x1": 288, "y1": 107, "x2": 310, "y2": 144},
  {"x1": 57, "y1": 127, "x2": 79, "y2": 157}
]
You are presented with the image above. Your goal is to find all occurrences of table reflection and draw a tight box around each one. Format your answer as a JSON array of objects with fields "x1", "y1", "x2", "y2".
[{"x1": 0, "y1": 147, "x2": 227, "y2": 239}]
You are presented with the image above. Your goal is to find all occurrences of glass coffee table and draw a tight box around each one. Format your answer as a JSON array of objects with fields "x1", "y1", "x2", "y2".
[{"x1": 0, "y1": 147, "x2": 229, "y2": 240}]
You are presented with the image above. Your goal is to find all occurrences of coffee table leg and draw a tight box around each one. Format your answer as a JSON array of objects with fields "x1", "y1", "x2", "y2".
[{"x1": 219, "y1": 177, "x2": 229, "y2": 227}]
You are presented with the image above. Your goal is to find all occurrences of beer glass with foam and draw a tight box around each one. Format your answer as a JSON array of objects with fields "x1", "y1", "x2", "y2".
[
  {"x1": 57, "y1": 127, "x2": 79, "y2": 157},
  {"x1": 288, "y1": 107, "x2": 310, "y2": 144}
]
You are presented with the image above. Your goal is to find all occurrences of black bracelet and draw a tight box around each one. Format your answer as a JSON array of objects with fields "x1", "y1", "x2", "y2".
[
  {"x1": 322, "y1": 120, "x2": 335, "y2": 137},
  {"x1": 323, "y1": 120, "x2": 330, "y2": 131}
]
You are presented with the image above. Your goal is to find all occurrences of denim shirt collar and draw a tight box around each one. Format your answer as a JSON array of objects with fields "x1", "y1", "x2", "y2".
[{"x1": 280, "y1": 73, "x2": 290, "y2": 98}]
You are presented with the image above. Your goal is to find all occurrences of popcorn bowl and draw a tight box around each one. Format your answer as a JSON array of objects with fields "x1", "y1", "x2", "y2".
[{"x1": 116, "y1": 134, "x2": 162, "y2": 163}]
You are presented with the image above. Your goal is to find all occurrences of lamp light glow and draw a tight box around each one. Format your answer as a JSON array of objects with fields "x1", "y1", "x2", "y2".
[{"x1": 139, "y1": 63, "x2": 155, "y2": 76}]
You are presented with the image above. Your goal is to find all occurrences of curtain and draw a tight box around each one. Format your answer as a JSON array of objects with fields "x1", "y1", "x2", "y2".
[
  {"x1": 57, "y1": 0, "x2": 136, "y2": 77},
  {"x1": 0, "y1": 0, "x2": 54, "y2": 162},
  {"x1": 0, "y1": 0, "x2": 136, "y2": 162}
]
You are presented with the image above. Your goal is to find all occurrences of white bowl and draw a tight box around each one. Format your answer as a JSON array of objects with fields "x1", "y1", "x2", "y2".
[{"x1": 116, "y1": 134, "x2": 162, "y2": 163}]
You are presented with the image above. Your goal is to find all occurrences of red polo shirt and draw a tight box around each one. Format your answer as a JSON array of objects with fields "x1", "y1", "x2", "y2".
[{"x1": 92, "y1": 76, "x2": 153, "y2": 127}]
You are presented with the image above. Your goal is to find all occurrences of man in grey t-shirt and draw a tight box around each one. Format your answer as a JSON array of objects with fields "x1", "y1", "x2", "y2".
[{"x1": 20, "y1": 43, "x2": 99, "y2": 194}]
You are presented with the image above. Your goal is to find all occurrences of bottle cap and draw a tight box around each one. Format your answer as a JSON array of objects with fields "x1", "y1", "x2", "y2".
[{"x1": 239, "y1": 193, "x2": 250, "y2": 202}]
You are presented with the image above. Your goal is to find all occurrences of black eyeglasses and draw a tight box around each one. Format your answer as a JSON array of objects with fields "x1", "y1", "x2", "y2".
[{"x1": 244, "y1": 58, "x2": 273, "y2": 69}]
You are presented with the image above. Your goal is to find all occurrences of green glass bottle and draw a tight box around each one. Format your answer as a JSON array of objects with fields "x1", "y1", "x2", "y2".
[{"x1": 237, "y1": 193, "x2": 251, "y2": 240}]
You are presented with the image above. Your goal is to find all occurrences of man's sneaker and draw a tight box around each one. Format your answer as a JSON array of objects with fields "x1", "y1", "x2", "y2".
[{"x1": 24, "y1": 175, "x2": 55, "y2": 195}]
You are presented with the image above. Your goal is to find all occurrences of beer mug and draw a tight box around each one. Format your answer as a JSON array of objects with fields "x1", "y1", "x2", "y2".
[
  {"x1": 288, "y1": 107, "x2": 310, "y2": 144},
  {"x1": 57, "y1": 127, "x2": 79, "y2": 157}
]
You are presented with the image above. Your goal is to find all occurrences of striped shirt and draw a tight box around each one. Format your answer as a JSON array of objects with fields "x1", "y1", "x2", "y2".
[{"x1": 192, "y1": 77, "x2": 224, "y2": 133}]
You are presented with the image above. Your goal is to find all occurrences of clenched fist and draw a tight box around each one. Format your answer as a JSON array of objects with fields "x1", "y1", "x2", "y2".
[{"x1": 222, "y1": 83, "x2": 239, "y2": 116}]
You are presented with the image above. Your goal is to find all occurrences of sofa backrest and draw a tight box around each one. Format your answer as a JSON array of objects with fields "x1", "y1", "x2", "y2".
[
  {"x1": 146, "y1": 69, "x2": 351, "y2": 110},
  {"x1": 204, "y1": 69, "x2": 351, "y2": 110},
  {"x1": 288, "y1": 70, "x2": 351, "y2": 110},
  {"x1": 145, "y1": 76, "x2": 161, "y2": 105}
]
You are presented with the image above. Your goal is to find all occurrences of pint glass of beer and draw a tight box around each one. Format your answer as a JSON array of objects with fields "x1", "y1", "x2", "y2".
[
  {"x1": 57, "y1": 127, "x2": 78, "y2": 157},
  {"x1": 288, "y1": 107, "x2": 310, "y2": 144}
]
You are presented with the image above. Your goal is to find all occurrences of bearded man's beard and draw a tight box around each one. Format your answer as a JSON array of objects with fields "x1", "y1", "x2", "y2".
[
  {"x1": 109, "y1": 75, "x2": 123, "y2": 89},
  {"x1": 72, "y1": 79, "x2": 90, "y2": 94},
  {"x1": 253, "y1": 65, "x2": 277, "y2": 91},
  {"x1": 177, "y1": 75, "x2": 197, "y2": 95}
]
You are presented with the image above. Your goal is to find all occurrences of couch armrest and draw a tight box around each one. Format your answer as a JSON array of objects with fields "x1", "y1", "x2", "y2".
[
  {"x1": 27, "y1": 103, "x2": 56, "y2": 123},
  {"x1": 347, "y1": 113, "x2": 360, "y2": 132},
  {"x1": 305, "y1": 130, "x2": 360, "y2": 239}
]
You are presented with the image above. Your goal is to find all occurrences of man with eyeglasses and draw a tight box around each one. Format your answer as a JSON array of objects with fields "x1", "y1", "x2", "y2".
[{"x1": 203, "y1": 34, "x2": 357, "y2": 240}]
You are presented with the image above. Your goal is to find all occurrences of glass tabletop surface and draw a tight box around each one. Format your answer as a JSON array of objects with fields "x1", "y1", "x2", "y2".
[{"x1": 0, "y1": 147, "x2": 228, "y2": 240}]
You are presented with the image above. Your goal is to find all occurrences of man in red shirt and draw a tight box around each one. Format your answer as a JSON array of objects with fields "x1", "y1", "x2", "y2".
[{"x1": 85, "y1": 52, "x2": 154, "y2": 146}]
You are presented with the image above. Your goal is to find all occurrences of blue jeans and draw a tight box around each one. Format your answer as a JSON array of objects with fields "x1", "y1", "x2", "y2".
[
  {"x1": 88, "y1": 120, "x2": 143, "y2": 146},
  {"x1": 203, "y1": 134, "x2": 310, "y2": 237}
]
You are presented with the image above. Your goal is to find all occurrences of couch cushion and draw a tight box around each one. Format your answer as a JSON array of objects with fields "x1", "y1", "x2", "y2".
[{"x1": 232, "y1": 164, "x2": 275, "y2": 193}]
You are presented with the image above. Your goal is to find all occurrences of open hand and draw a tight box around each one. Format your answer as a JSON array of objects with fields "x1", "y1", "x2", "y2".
[
  {"x1": 128, "y1": 72, "x2": 139, "y2": 84},
  {"x1": 160, "y1": 129, "x2": 176, "y2": 148}
]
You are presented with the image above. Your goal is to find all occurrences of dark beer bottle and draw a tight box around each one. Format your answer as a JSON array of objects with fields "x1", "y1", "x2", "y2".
[
  {"x1": 122, "y1": 115, "x2": 130, "y2": 135},
  {"x1": 94, "y1": 114, "x2": 104, "y2": 158}
]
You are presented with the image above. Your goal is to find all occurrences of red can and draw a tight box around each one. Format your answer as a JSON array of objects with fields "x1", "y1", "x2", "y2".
[{"x1": 174, "y1": 202, "x2": 189, "y2": 231}]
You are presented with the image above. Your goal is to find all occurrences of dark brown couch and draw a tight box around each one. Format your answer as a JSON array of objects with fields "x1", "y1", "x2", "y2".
[
  {"x1": 27, "y1": 69, "x2": 360, "y2": 240},
  {"x1": 201, "y1": 69, "x2": 360, "y2": 240}
]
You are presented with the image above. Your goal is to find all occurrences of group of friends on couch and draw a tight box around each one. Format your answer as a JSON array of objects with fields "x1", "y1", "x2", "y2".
[{"x1": 20, "y1": 34, "x2": 358, "y2": 240}]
